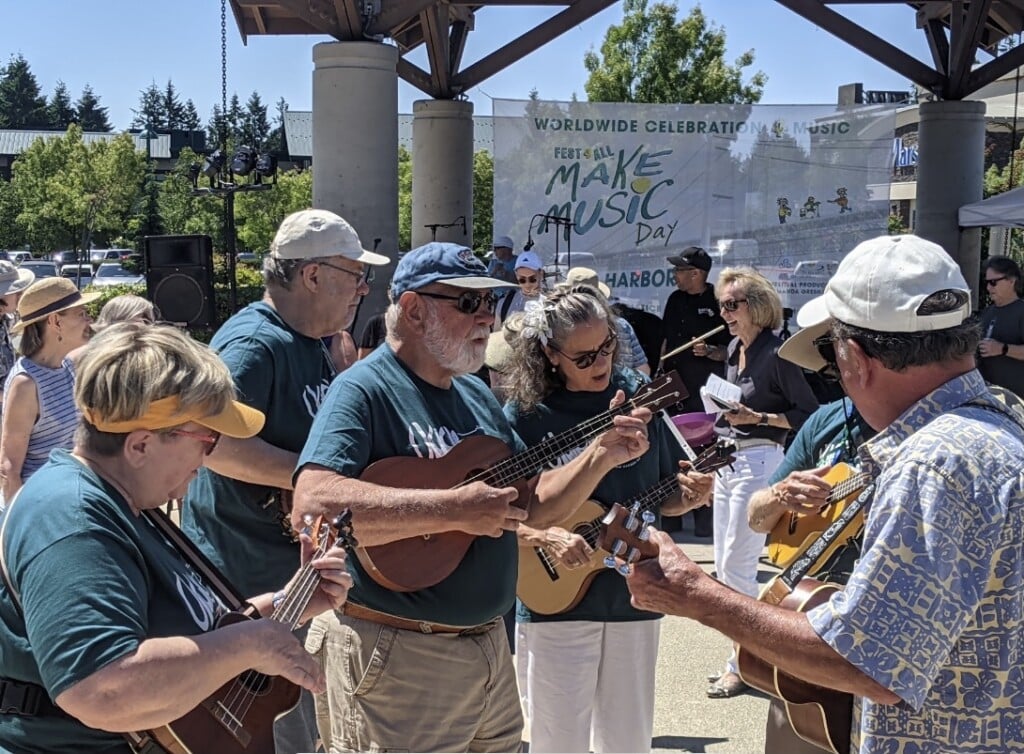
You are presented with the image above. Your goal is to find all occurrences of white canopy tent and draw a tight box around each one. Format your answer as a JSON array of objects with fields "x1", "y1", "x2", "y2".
[{"x1": 959, "y1": 185, "x2": 1024, "y2": 227}]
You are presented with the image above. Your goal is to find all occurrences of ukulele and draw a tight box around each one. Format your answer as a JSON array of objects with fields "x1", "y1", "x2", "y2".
[
  {"x1": 518, "y1": 439, "x2": 735, "y2": 614},
  {"x1": 766, "y1": 463, "x2": 870, "y2": 568},
  {"x1": 128, "y1": 511, "x2": 357, "y2": 754},
  {"x1": 355, "y1": 372, "x2": 687, "y2": 592}
]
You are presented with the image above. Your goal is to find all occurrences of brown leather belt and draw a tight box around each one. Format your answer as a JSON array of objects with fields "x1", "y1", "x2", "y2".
[{"x1": 340, "y1": 602, "x2": 498, "y2": 636}]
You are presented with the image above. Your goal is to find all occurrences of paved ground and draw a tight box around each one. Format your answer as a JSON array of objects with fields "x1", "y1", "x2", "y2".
[{"x1": 519, "y1": 519, "x2": 781, "y2": 754}]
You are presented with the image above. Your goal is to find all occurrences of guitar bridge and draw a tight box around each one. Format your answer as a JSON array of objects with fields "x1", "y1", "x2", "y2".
[{"x1": 202, "y1": 697, "x2": 254, "y2": 747}]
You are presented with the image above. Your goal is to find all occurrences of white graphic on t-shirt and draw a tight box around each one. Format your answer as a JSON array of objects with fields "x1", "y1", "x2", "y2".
[
  {"x1": 543, "y1": 431, "x2": 640, "y2": 470},
  {"x1": 302, "y1": 379, "x2": 332, "y2": 419},
  {"x1": 175, "y1": 569, "x2": 222, "y2": 632},
  {"x1": 407, "y1": 422, "x2": 483, "y2": 459}
]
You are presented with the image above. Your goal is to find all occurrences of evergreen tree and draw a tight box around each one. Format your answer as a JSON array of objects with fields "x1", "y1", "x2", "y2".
[
  {"x1": 266, "y1": 97, "x2": 289, "y2": 155},
  {"x1": 0, "y1": 54, "x2": 49, "y2": 129},
  {"x1": 47, "y1": 80, "x2": 77, "y2": 130},
  {"x1": 182, "y1": 99, "x2": 201, "y2": 131},
  {"x1": 75, "y1": 85, "x2": 112, "y2": 132},
  {"x1": 227, "y1": 93, "x2": 244, "y2": 143},
  {"x1": 132, "y1": 82, "x2": 164, "y2": 130},
  {"x1": 242, "y1": 91, "x2": 271, "y2": 149},
  {"x1": 162, "y1": 80, "x2": 185, "y2": 130}
]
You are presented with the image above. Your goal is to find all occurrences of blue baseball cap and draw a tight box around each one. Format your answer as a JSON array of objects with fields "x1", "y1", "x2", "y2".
[{"x1": 390, "y1": 242, "x2": 510, "y2": 298}]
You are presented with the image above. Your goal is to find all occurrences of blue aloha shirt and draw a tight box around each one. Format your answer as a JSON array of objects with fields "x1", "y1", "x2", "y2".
[{"x1": 807, "y1": 370, "x2": 1024, "y2": 754}]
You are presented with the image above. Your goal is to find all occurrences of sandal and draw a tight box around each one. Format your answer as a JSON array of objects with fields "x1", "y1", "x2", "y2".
[
  {"x1": 706, "y1": 672, "x2": 722, "y2": 683},
  {"x1": 706, "y1": 672, "x2": 748, "y2": 698}
]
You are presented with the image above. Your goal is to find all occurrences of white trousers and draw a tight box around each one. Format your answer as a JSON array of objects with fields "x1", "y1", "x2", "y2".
[
  {"x1": 713, "y1": 442, "x2": 784, "y2": 674},
  {"x1": 519, "y1": 619, "x2": 660, "y2": 753}
]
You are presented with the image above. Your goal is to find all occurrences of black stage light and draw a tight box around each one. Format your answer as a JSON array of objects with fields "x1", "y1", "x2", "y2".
[
  {"x1": 255, "y1": 152, "x2": 278, "y2": 183},
  {"x1": 231, "y1": 146, "x2": 257, "y2": 177},
  {"x1": 202, "y1": 150, "x2": 225, "y2": 179}
]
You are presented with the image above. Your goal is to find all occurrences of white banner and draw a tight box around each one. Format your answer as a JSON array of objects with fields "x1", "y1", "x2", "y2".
[{"x1": 493, "y1": 100, "x2": 897, "y2": 315}]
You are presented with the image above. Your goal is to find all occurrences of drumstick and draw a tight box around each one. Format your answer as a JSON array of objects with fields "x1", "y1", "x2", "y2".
[{"x1": 660, "y1": 325, "x2": 726, "y2": 362}]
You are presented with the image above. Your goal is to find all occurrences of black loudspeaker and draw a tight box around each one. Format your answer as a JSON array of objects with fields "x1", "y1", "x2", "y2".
[{"x1": 144, "y1": 235, "x2": 217, "y2": 328}]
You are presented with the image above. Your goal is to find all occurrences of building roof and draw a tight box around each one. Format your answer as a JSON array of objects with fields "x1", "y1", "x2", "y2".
[
  {"x1": 283, "y1": 111, "x2": 494, "y2": 158},
  {"x1": 0, "y1": 129, "x2": 171, "y2": 159}
]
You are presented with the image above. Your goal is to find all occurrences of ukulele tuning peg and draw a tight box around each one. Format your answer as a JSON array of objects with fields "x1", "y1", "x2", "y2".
[
  {"x1": 611, "y1": 539, "x2": 627, "y2": 556},
  {"x1": 638, "y1": 528, "x2": 651, "y2": 542},
  {"x1": 603, "y1": 555, "x2": 619, "y2": 570},
  {"x1": 615, "y1": 562, "x2": 631, "y2": 577},
  {"x1": 641, "y1": 510, "x2": 655, "y2": 525}
]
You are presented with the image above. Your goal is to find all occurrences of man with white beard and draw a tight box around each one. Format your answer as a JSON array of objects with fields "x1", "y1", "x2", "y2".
[{"x1": 291, "y1": 242, "x2": 654, "y2": 752}]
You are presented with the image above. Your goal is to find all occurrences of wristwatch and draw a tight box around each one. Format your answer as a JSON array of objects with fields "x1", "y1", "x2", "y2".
[
  {"x1": 758, "y1": 412, "x2": 770, "y2": 426},
  {"x1": 1003, "y1": 343, "x2": 1010, "y2": 356}
]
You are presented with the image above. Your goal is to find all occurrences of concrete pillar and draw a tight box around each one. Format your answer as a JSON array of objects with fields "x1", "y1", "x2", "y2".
[
  {"x1": 915, "y1": 100, "x2": 986, "y2": 306},
  {"x1": 312, "y1": 41, "x2": 398, "y2": 327},
  {"x1": 411, "y1": 99, "x2": 474, "y2": 249}
]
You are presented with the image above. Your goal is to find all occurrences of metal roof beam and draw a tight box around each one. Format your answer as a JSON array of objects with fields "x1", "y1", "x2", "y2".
[
  {"x1": 924, "y1": 17, "x2": 951, "y2": 75},
  {"x1": 333, "y1": 0, "x2": 364, "y2": 38},
  {"x1": 947, "y1": 0, "x2": 992, "y2": 98},
  {"x1": 423, "y1": 4, "x2": 453, "y2": 97},
  {"x1": 397, "y1": 57, "x2": 435, "y2": 95},
  {"x1": 967, "y1": 36, "x2": 1024, "y2": 92}
]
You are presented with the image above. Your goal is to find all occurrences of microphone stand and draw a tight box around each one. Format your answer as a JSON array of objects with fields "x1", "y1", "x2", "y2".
[{"x1": 424, "y1": 215, "x2": 468, "y2": 242}]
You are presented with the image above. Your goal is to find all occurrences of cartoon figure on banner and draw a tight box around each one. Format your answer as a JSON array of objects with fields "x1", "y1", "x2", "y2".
[
  {"x1": 777, "y1": 197, "x2": 792, "y2": 224},
  {"x1": 828, "y1": 187, "x2": 852, "y2": 214},
  {"x1": 799, "y1": 196, "x2": 821, "y2": 219}
]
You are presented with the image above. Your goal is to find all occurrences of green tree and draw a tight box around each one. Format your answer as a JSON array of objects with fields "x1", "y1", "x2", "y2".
[
  {"x1": 163, "y1": 80, "x2": 185, "y2": 129},
  {"x1": 267, "y1": 97, "x2": 289, "y2": 155},
  {"x1": 241, "y1": 91, "x2": 271, "y2": 149},
  {"x1": 0, "y1": 179, "x2": 25, "y2": 250},
  {"x1": 234, "y1": 168, "x2": 313, "y2": 252},
  {"x1": 12, "y1": 126, "x2": 146, "y2": 253},
  {"x1": 132, "y1": 82, "x2": 164, "y2": 130},
  {"x1": 472, "y1": 150, "x2": 494, "y2": 253},
  {"x1": 0, "y1": 54, "x2": 48, "y2": 129},
  {"x1": 47, "y1": 81, "x2": 77, "y2": 130},
  {"x1": 583, "y1": 1, "x2": 765, "y2": 104},
  {"x1": 182, "y1": 99, "x2": 202, "y2": 131},
  {"x1": 76, "y1": 85, "x2": 111, "y2": 131}
]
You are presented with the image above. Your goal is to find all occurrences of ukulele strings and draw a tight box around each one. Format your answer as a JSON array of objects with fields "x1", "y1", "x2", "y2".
[
  {"x1": 459, "y1": 385, "x2": 681, "y2": 490},
  {"x1": 220, "y1": 531, "x2": 335, "y2": 724}
]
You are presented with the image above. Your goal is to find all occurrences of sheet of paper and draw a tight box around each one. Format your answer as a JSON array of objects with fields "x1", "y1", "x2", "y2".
[{"x1": 699, "y1": 373, "x2": 743, "y2": 414}]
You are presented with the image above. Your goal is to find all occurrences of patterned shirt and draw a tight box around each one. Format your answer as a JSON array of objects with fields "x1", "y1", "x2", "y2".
[{"x1": 807, "y1": 370, "x2": 1024, "y2": 754}]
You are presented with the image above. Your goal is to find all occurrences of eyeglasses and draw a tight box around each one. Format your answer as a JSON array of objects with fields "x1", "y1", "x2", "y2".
[
  {"x1": 553, "y1": 329, "x2": 617, "y2": 369},
  {"x1": 985, "y1": 276, "x2": 1008, "y2": 287},
  {"x1": 316, "y1": 260, "x2": 374, "y2": 286},
  {"x1": 168, "y1": 428, "x2": 221, "y2": 456},
  {"x1": 418, "y1": 290, "x2": 498, "y2": 315},
  {"x1": 719, "y1": 299, "x2": 749, "y2": 312},
  {"x1": 517, "y1": 275, "x2": 538, "y2": 284},
  {"x1": 812, "y1": 334, "x2": 843, "y2": 381}
]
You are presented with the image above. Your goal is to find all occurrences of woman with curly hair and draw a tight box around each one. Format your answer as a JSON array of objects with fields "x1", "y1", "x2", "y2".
[{"x1": 503, "y1": 284, "x2": 713, "y2": 754}]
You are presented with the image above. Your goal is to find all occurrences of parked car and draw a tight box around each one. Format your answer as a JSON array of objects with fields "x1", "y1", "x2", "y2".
[
  {"x1": 89, "y1": 249, "x2": 128, "y2": 265},
  {"x1": 51, "y1": 250, "x2": 84, "y2": 266},
  {"x1": 9, "y1": 251, "x2": 32, "y2": 265},
  {"x1": 60, "y1": 263, "x2": 94, "y2": 289},
  {"x1": 19, "y1": 260, "x2": 58, "y2": 280},
  {"x1": 91, "y1": 262, "x2": 145, "y2": 288},
  {"x1": 236, "y1": 251, "x2": 261, "y2": 266}
]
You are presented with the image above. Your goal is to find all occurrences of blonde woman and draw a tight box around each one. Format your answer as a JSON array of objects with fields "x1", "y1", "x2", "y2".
[
  {"x1": 705, "y1": 267, "x2": 818, "y2": 698},
  {"x1": 0, "y1": 323, "x2": 352, "y2": 752},
  {"x1": 94, "y1": 294, "x2": 160, "y2": 331},
  {"x1": 1, "y1": 278, "x2": 98, "y2": 501}
]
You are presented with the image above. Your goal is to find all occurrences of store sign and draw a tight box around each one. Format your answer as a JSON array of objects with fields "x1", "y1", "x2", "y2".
[{"x1": 893, "y1": 137, "x2": 918, "y2": 169}]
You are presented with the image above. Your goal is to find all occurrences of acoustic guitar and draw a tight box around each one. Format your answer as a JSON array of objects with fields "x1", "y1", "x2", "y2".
[
  {"x1": 736, "y1": 483, "x2": 875, "y2": 754},
  {"x1": 766, "y1": 463, "x2": 870, "y2": 568},
  {"x1": 129, "y1": 512, "x2": 357, "y2": 754},
  {"x1": 518, "y1": 439, "x2": 735, "y2": 614},
  {"x1": 355, "y1": 371, "x2": 687, "y2": 592}
]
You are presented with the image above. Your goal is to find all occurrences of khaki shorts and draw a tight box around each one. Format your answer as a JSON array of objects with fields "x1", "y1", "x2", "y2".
[{"x1": 306, "y1": 609, "x2": 523, "y2": 753}]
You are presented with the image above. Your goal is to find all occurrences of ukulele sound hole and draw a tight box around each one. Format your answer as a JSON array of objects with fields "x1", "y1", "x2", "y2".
[{"x1": 241, "y1": 672, "x2": 272, "y2": 696}]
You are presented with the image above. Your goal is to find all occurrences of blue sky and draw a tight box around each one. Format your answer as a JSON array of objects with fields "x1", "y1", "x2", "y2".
[{"x1": 2, "y1": 1, "x2": 935, "y2": 130}]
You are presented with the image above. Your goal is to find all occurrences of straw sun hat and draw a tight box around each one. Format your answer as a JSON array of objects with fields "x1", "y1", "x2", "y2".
[{"x1": 12, "y1": 277, "x2": 101, "y2": 334}]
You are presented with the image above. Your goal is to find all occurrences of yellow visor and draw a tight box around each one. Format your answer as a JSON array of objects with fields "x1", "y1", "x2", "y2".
[{"x1": 81, "y1": 395, "x2": 265, "y2": 437}]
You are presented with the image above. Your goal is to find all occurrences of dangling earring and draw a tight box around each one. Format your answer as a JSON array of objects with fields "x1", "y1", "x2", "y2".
[{"x1": 57, "y1": 332, "x2": 63, "y2": 343}]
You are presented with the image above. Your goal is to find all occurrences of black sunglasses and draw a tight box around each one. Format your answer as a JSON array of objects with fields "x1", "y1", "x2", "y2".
[
  {"x1": 517, "y1": 275, "x2": 538, "y2": 284},
  {"x1": 719, "y1": 298, "x2": 748, "y2": 313},
  {"x1": 985, "y1": 275, "x2": 1008, "y2": 287},
  {"x1": 418, "y1": 290, "x2": 498, "y2": 315},
  {"x1": 553, "y1": 329, "x2": 617, "y2": 369},
  {"x1": 812, "y1": 334, "x2": 842, "y2": 381}
]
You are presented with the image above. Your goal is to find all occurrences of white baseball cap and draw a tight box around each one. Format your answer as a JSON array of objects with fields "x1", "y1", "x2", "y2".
[
  {"x1": 271, "y1": 209, "x2": 390, "y2": 265},
  {"x1": 780, "y1": 234, "x2": 971, "y2": 372},
  {"x1": 515, "y1": 251, "x2": 543, "y2": 271},
  {"x1": 493, "y1": 235, "x2": 515, "y2": 249}
]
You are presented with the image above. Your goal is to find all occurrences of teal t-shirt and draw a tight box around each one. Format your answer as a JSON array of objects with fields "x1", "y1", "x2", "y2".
[
  {"x1": 296, "y1": 345, "x2": 525, "y2": 626},
  {"x1": 769, "y1": 398, "x2": 872, "y2": 484},
  {"x1": 182, "y1": 302, "x2": 336, "y2": 596},
  {"x1": 506, "y1": 367, "x2": 682, "y2": 623},
  {"x1": 0, "y1": 451, "x2": 227, "y2": 753}
]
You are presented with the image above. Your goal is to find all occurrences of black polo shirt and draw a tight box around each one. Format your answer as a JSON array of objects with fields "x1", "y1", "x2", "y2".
[{"x1": 661, "y1": 284, "x2": 730, "y2": 411}]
